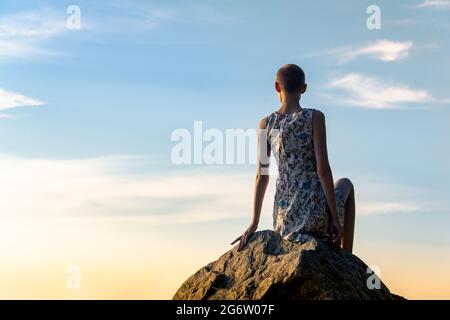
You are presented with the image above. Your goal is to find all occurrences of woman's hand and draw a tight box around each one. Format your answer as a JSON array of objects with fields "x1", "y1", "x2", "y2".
[
  {"x1": 328, "y1": 218, "x2": 343, "y2": 249},
  {"x1": 231, "y1": 223, "x2": 258, "y2": 252}
]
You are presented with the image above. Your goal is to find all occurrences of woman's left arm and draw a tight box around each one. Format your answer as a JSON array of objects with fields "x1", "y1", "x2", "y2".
[{"x1": 231, "y1": 117, "x2": 271, "y2": 251}]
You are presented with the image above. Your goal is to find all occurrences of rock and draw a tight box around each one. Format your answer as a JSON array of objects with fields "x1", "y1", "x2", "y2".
[{"x1": 173, "y1": 230, "x2": 402, "y2": 300}]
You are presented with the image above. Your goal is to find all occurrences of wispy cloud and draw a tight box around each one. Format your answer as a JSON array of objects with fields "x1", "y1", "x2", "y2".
[
  {"x1": 0, "y1": 156, "x2": 255, "y2": 224},
  {"x1": 100, "y1": 0, "x2": 237, "y2": 33},
  {"x1": 0, "y1": 114, "x2": 14, "y2": 119},
  {"x1": 334, "y1": 40, "x2": 413, "y2": 63},
  {"x1": 417, "y1": 0, "x2": 450, "y2": 8},
  {"x1": 302, "y1": 40, "x2": 415, "y2": 64},
  {"x1": 0, "y1": 155, "x2": 433, "y2": 226},
  {"x1": 359, "y1": 202, "x2": 421, "y2": 216},
  {"x1": 0, "y1": 11, "x2": 67, "y2": 58},
  {"x1": 326, "y1": 73, "x2": 432, "y2": 109},
  {"x1": 0, "y1": 88, "x2": 44, "y2": 119}
]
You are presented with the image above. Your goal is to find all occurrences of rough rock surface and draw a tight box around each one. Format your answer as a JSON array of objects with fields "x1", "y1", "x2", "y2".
[{"x1": 173, "y1": 230, "x2": 402, "y2": 300}]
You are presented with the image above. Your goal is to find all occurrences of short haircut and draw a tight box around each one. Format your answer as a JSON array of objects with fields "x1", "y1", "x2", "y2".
[{"x1": 276, "y1": 64, "x2": 305, "y2": 93}]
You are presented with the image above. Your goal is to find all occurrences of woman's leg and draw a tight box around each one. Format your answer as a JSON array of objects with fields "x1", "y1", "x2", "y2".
[{"x1": 334, "y1": 178, "x2": 355, "y2": 253}]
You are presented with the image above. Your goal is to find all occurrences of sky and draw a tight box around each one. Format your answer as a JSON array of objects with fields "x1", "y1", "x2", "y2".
[{"x1": 0, "y1": 0, "x2": 449, "y2": 299}]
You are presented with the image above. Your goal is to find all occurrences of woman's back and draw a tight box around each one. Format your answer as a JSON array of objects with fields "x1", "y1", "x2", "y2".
[{"x1": 266, "y1": 108, "x2": 345, "y2": 243}]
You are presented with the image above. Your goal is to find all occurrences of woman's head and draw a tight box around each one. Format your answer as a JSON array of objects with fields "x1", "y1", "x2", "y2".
[{"x1": 275, "y1": 64, "x2": 307, "y2": 101}]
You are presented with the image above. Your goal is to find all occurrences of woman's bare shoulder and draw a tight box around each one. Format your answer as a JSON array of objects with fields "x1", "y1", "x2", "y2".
[
  {"x1": 311, "y1": 108, "x2": 325, "y2": 123},
  {"x1": 259, "y1": 112, "x2": 275, "y2": 129}
]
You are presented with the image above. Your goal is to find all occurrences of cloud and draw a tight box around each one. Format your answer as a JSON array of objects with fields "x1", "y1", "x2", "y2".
[
  {"x1": 326, "y1": 73, "x2": 432, "y2": 109},
  {"x1": 417, "y1": 0, "x2": 450, "y2": 8},
  {"x1": 0, "y1": 88, "x2": 44, "y2": 111},
  {"x1": 335, "y1": 40, "x2": 413, "y2": 62},
  {"x1": 0, "y1": 41, "x2": 52, "y2": 58},
  {"x1": 358, "y1": 202, "x2": 421, "y2": 216},
  {"x1": 0, "y1": 11, "x2": 67, "y2": 58},
  {"x1": 100, "y1": 0, "x2": 237, "y2": 33},
  {"x1": 0, "y1": 156, "x2": 257, "y2": 225},
  {"x1": 0, "y1": 155, "x2": 434, "y2": 227}
]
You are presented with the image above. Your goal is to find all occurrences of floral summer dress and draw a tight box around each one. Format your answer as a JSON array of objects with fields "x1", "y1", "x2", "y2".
[{"x1": 266, "y1": 108, "x2": 345, "y2": 243}]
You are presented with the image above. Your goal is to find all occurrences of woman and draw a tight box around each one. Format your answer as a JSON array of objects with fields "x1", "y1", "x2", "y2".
[{"x1": 231, "y1": 64, "x2": 356, "y2": 253}]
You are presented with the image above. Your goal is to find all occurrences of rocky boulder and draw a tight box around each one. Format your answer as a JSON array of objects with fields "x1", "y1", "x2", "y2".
[{"x1": 173, "y1": 230, "x2": 402, "y2": 300}]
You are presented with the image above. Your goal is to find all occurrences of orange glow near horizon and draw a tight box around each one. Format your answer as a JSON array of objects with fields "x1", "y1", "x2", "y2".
[{"x1": 1, "y1": 219, "x2": 449, "y2": 300}]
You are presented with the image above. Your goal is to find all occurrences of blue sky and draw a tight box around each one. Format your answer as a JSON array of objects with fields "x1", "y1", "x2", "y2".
[{"x1": 0, "y1": 0, "x2": 449, "y2": 298}]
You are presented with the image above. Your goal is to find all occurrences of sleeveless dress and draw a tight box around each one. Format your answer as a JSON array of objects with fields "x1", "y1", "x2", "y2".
[{"x1": 266, "y1": 108, "x2": 345, "y2": 243}]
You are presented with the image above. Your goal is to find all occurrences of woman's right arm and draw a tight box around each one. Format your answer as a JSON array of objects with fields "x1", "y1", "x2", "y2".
[{"x1": 312, "y1": 110, "x2": 343, "y2": 245}]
